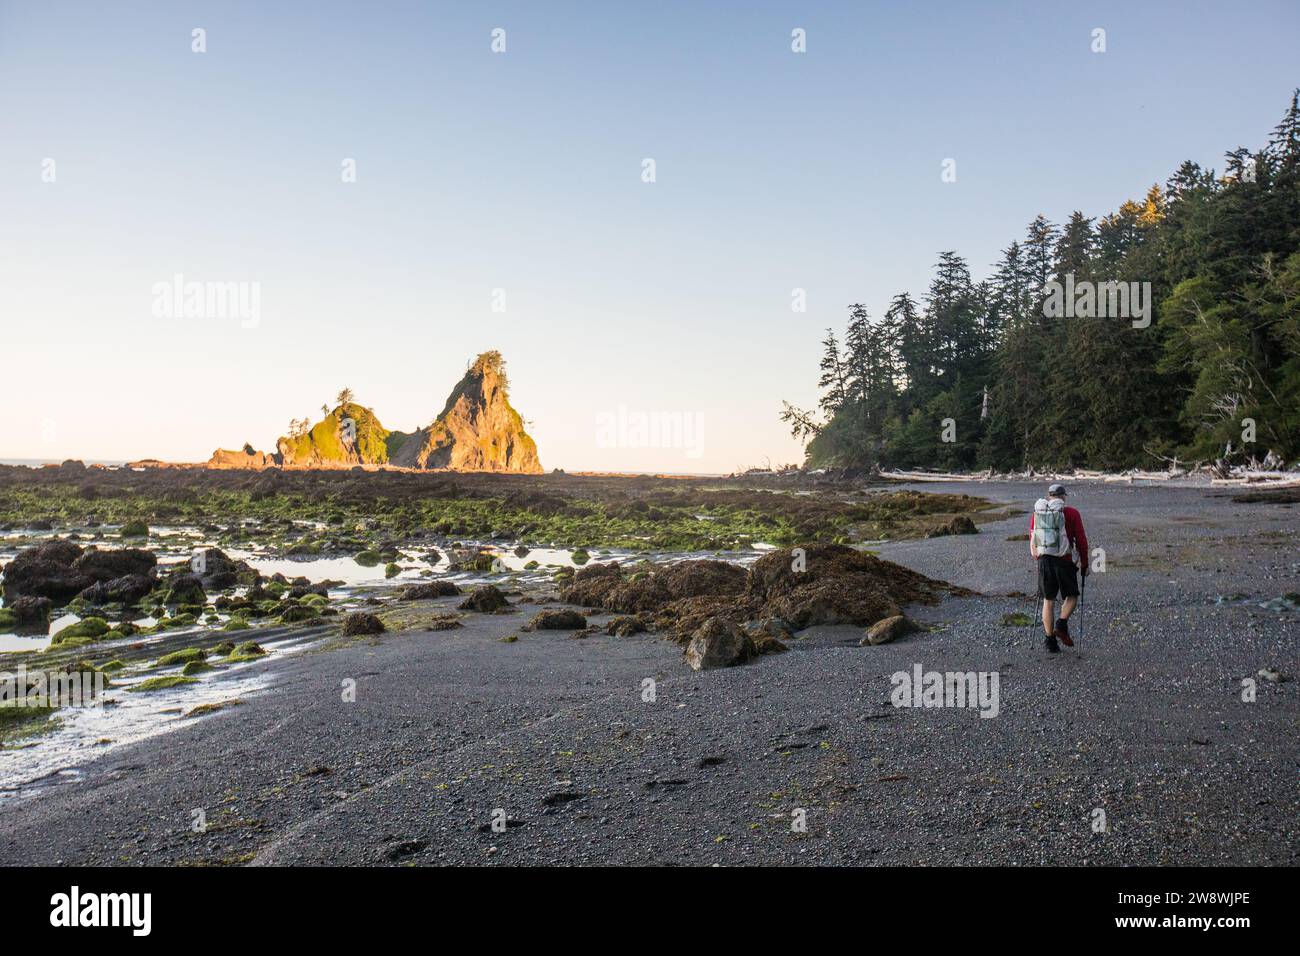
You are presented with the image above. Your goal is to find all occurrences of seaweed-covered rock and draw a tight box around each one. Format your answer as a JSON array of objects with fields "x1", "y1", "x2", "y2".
[
  {"x1": 1, "y1": 540, "x2": 91, "y2": 602},
  {"x1": 561, "y1": 560, "x2": 747, "y2": 620},
  {"x1": 401, "y1": 581, "x2": 462, "y2": 600},
  {"x1": 684, "y1": 618, "x2": 756, "y2": 671},
  {"x1": 606, "y1": 615, "x2": 646, "y2": 637},
  {"x1": 747, "y1": 544, "x2": 955, "y2": 631},
  {"x1": 925, "y1": 515, "x2": 978, "y2": 538},
  {"x1": 7, "y1": 595, "x2": 52, "y2": 627},
  {"x1": 341, "y1": 611, "x2": 386, "y2": 636},
  {"x1": 558, "y1": 546, "x2": 958, "y2": 641},
  {"x1": 279, "y1": 605, "x2": 321, "y2": 624},
  {"x1": 51, "y1": 616, "x2": 111, "y2": 644},
  {"x1": 458, "y1": 585, "x2": 509, "y2": 613},
  {"x1": 528, "y1": 609, "x2": 587, "y2": 630},
  {"x1": 226, "y1": 641, "x2": 267, "y2": 662},
  {"x1": 77, "y1": 574, "x2": 155, "y2": 606},
  {"x1": 163, "y1": 575, "x2": 206, "y2": 606},
  {"x1": 72, "y1": 547, "x2": 156, "y2": 582},
  {"x1": 188, "y1": 548, "x2": 247, "y2": 589}
]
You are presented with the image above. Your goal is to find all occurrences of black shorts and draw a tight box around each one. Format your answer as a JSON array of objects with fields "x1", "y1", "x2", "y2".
[{"x1": 1038, "y1": 555, "x2": 1079, "y2": 600}]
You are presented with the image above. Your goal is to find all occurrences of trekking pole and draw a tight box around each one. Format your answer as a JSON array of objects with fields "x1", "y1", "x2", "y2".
[{"x1": 1078, "y1": 567, "x2": 1085, "y2": 644}]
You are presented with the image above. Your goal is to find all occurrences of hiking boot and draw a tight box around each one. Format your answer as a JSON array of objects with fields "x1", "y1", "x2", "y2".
[
  {"x1": 1044, "y1": 633, "x2": 1060, "y2": 653},
  {"x1": 1054, "y1": 618, "x2": 1074, "y2": 647}
]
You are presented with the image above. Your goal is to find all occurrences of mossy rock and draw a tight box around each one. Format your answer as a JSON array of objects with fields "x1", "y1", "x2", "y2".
[
  {"x1": 341, "y1": 612, "x2": 385, "y2": 637},
  {"x1": 225, "y1": 641, "x2": 267, "y2": 663},
  {"x1": 0, "y1": 701, "x2": 60, "y2": 743},
  {"x1": 52, "y1": 617, "x2": 110, "y2": 643},
  {"x1": 110, "y1": 622, "x2": 138, "y2": 638},
  {"x1": 279, "y1": 605, "x2": 321, "y2": 625},
  {"x1": 212, "y1": 641, "x2": 236, "y2": 656},
  {"x1": 155, "y1": 647, "x2": 207, "y2": 667},
  {"x1": 183, "y1": 699, "x2": 243, "y2": 719},
  {"x1": 221, "y1": 618, "x2": 251, "y2": 632},
  {"x1": 0, "y1": 609, "x2": 16, "y2": 629},
  {"x1": 119, "y1": 520, "x2": 149, "y2": 538},
  {"x1": 181, "y1": 660, "x2": 212, "y2": 676},
  {"x1": 354, "y1": 550, "x2": 381, "y2": 567},
  {"x1": 99, "y1": 660, "x2": 126, "y2": 673},
  {"x1": 129, "y1": 675, "x2": 198, "y2": 693},
  {"x1": 384, "y1": 562, "x2": 401, "y2": 579}
]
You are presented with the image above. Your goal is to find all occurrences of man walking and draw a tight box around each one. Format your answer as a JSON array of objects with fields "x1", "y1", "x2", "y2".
[{"x1": 1029, "y1": 482, "x2": 1089, "y2": 653}]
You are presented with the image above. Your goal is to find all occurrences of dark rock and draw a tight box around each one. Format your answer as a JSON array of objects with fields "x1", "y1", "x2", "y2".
[
  {"x1": 163, "y1": 574, "x2": 206, "y2": 606},
  {"x1": 861, "y1": 614, "x2": 920, "y2": 646},
  {"x1": 8, "y1": 595, "x2": 52, "y2": 626},
  {"x1": 72, "y1": 547, "x2": 156, "y2": 582},
  {"x1": 926, "y1": 515, "x2": 979, "y2": 537},
  {"x1": 528, "y1": 609, "x2": 586, "y2": 630},
  {"x1": 189, "y1": 548, "x2": 247, "y2": 589},
  {"x1": 458, "y1": 585, "x2": 509, "y2": 613},
  {"x1": 684, "y1": 618, "x2": 756, "y2": 671},
  {"x1": 401, "y1": 581, "x2": 462, "y2": 600},
  {"x1": 1, "y1": 539, "x2": 91, "y2": 602},
  {"x1": 341, "y1": 612, "x2": 386, "y2": 636},
  {"x1": 77, "y1": 574, "x2": 155, "y2": 606},
  {"x1": 606, "y1": 615, "x2": 646, "y2": 637}
]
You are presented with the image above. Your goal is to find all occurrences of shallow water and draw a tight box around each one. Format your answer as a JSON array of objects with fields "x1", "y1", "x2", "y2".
[{"x1": 0, "y1": 524, "x2": 779, "y2": 797}]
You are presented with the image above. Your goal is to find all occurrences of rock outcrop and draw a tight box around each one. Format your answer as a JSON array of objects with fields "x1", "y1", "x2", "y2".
[
  {"x1": 389, "y1": 352, "x2": 542, "y2": 473},
  {"x1": 277, "y1": 402, "x2": 393, "y2": 468},
  {"x1": 207, "y1": 351, "x2": 542, "y2": 473},
  {"x1": 208, "y1": 447, "x2": 278, "y2": 469}
]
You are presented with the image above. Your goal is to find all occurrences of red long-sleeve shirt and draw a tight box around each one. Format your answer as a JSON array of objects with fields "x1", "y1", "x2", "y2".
[{"x1": 1029, "y1": 506, "x2": 1089, "y2": 564}]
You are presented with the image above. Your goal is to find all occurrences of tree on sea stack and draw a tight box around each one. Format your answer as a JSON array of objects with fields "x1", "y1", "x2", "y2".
[{"x1": 337, "y1": 387, "x2": 354, "y2": 406}]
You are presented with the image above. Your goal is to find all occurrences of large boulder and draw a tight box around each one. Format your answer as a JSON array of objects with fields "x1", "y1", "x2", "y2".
[
  {"x1": 163, "y1": 574, "x2": 206, "y2": 606},
  {"x1": 401, "y1": 581, "x2": 462, "y2": 600},
  {"x1": 72, "y1": 547, "x2": 157, "y2": 581},
  {"x1": 684, "y1": 618, "x2": 756, "y2": 671},
  {"x1": 747, "y1": 544, "x2": 954, "y2": 631},
  {"x1": 77, "y1": 574, "x2": 156, "y2": 606},
  {"x1": 8, "y1": 595, "x2": 53, "y2": 626},
  {"x1": 188, "y1": 548, "x2": 247, "y2": 589},
  {"x1": 1, "y1": 540, "x2": 92, "y2": 603}
]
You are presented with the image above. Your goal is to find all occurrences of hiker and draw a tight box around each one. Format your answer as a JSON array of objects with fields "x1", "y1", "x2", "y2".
[{"x1": 1029, "y1": 482, "x2": 1089, "y2": 653}]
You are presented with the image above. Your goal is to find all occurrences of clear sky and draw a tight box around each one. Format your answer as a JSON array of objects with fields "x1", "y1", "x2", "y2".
[{"x1": 2, "y1": 1, "x2": 1297, "y2": 472}]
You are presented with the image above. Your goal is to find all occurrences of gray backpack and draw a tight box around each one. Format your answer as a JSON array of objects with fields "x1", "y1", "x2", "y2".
[{"x1": 1033, "y1": 497, "x2": 1070, "y2": 557}]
